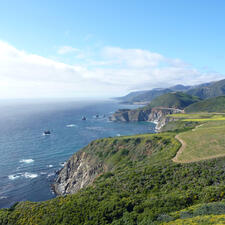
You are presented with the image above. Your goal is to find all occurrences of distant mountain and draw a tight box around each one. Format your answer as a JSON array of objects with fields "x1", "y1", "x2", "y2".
[
  {"x1": 187, "y1": 79, "x2": 225, "y2": 99},
  {"x1": 116, "y1": 82, "x2": 215, "y2": 104},
  {"x1": 117, "y1": 84, "x2": 193, "y2": 104},
  {"x1": 147, "y1": 92, "x2": 200, "y2": 110},
  {"x1": 185, "y1": 96, "x2": 225, "y2": 113}
]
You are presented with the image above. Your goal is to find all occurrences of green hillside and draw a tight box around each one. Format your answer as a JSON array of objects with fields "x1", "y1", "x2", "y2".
[
  {"x1": 147, "y1": 92, "x2": 200, "y2": 109},
  {"x1": 187, "y1": 79, "x2": 225, "y2": 99},
  {"x1": 185, "y1": 96, "x2": 225, "y2": 113},
  {"x1": 1, "y1": 128, "x2": 225, "y2": 224}
]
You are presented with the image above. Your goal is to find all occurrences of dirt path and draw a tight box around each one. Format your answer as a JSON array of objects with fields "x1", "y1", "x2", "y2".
[
  {"x1": 172, "y1": 134, "x2": 186, "y2": 163},
  {"x1": 172, "y1": 123, "x2": 225, "y2": 163}
]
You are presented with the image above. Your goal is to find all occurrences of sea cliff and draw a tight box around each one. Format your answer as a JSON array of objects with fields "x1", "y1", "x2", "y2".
[{"x1": 109, "y1": 107, "x2": 182, "y2": 131}]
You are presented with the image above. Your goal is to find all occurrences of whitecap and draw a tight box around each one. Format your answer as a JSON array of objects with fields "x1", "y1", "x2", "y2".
[
  {"x1": 8, "y1": 174, "x2": 21, "y2": 180},
  {"x1": 47, "y1": 173, "x2": 55, "y2": 178},
  {"x1": 0, "y1": 196, "x2": 7, "y2": 200},
  {"x1": 19, "y1": 159, "x2": 34, "y2": 164},
  {"x1": 47, "y1": 164, "x2": 53, "y2": 168},
  {"x1": 23, "y1": 172, "x2": 38, "y2": 179},
  {"x1": 40, "y1": 172, "x2": 47, "y2": 175},
  {"x1": 59, "y1": 162, "x2": 66, "y2": 167},
  {"x1": 66, "y1": 124, "x2": 77, "y2": 127}
]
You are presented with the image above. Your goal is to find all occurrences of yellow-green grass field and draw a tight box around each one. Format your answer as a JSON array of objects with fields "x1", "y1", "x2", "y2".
[
  {"x1": 168, "y1": 113, "x2": 225, "y2": 121},
  {"x1": 174, "y1": 120, "x2": 225, "y2": 163},
  {"x1": 163, "y1": 214, "x2": 225, "y2": 225}
]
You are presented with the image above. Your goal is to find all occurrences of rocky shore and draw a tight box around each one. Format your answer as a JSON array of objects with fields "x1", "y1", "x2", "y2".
[
  {"x1": 53, "y1": 107, "x2": 182, "y2": 195},
  {"x1": 109, "y1": 107, "x2": 182, "y2": 131}
]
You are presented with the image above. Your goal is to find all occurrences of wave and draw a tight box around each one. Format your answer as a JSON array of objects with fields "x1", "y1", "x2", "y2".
[
  {"x1": 8, "y1": 174, "x2": 21, "y2": 180},
  {"x1": 66, "y1": 124, "x2": 77, "y2": 127},
  {"x1": 0, "y1": 196, "x2": 7, "y2": 200},
  {"x1": 19, "y1": 159, "x2": 34, "y2": 164},
  {"x1": 8, "y1": 172, "x2": 38, "y2": 180},
  {"x1": 47, "y1": 172, "x2": 55, "y2": 178},
  {"x1": 59, "y1": 162, "x2": 66, "y2": 167},
  {"x1": 23, "y1": 172, "x2": 38, "y2": 179},
  {"x1": 47, "y1": 164, "x2": 53, "y2": 168},
  {"x1": 40, "y1": 172, "x2": 47, "y2": 175}
]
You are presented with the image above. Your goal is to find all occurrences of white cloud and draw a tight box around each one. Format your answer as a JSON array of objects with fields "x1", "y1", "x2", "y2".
[
  {"x1": 57, "y1": 46, "x2": 80, "y2": 54},
  {"x1": 0, "y1": 40, "x2": 224, "y2": 99}
]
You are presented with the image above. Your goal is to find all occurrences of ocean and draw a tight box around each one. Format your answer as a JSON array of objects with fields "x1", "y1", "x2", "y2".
[{"x1": 0, "y1": 99, "x2": 155, "y2": 208}]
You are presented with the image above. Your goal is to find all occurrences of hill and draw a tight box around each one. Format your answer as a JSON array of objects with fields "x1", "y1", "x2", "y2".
[
  {"x1": 116, "y1": 88, "x2": 173, "y2": 104},
  {"x1": 185, "y1": 96, "x2": 225, "y2": 113},
  {"x1": 116, "y1": 84, "x2": 193, "y2": 104},
  {"x1": 116, "y1": 82, "x2": 211, "y2": 104},
  {"x1": 187, "y1": 79, "x2": 225, "y2": 99},
  {"x1": 1, "y1": 127, "x2": 225, "y2": 224},
  {"x1": 147, "y1": 92, "x2": 200, "y2": 109}
]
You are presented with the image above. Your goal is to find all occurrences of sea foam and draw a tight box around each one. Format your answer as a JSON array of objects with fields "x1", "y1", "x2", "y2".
[
  {"x1": 23, "y1": 172, "x2": 38, "y2": 179},
  {"x1": 66, "y1": 124, "x2": 77, "y2": 127},
  {"x1": 8, "y1": 172, "x2": 38, "y2": 180},
  {"x1": 8, "y1": 174, "x2": 21, "y2": 180},
  {"x1": 19, "y1": 159, "x2": 34, "y2": 164}
]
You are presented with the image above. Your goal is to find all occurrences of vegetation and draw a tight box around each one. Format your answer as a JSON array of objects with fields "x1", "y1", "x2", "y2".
[
  {"x1": 185, "y1": 96, "x2": 225, "y2": 113},
  {"x1": 174, "y1": 120, "x2": 225, "y2": 162},
  {"x1": 187, "y1": 79, "x2": 225, "y2": 99},
  {"x1": 1, "y1": 126, "x2": 225, "y2": 224},
  {"x1": 146, "y1": 92, "x2": 200, "y2": 109},
  {"x1": 162, "y1": 201, "x2": 225, "y2": 224}
]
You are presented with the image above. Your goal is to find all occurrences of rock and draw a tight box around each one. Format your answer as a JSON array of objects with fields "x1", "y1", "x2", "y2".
[
  {"x1": 53, "y1": 151, "x2": 105, "y2": 195},
  {"x1": 109, "y1": 107, "x2": 182, "y2": 131}
]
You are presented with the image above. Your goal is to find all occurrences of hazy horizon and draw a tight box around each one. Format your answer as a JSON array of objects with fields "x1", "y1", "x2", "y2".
[{"x1": 0, "y1": 0, "x2": 225, "y2": 99}]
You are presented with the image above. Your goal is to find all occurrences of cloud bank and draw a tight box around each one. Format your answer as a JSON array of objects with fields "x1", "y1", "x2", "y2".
[{"x1": 0, "y1": 40, "x2": 223, "y2": 99}]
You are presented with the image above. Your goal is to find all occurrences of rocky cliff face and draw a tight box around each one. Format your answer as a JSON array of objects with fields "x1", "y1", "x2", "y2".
[
  {"x1": 109, "y1": 109, "x2": 151, "y2": 122},
  {"x1": 53, "y1": 151, "x2": 105, "y2": 195},
  {"x1": 109, "y1": 107, "x2": 182, "y2": 131}
]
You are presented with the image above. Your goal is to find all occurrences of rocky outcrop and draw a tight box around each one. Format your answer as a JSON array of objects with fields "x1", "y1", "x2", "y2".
[
  {"x1": 109, "y1": 107, "x2": 183, "y2": 131},
  {"x1": 53, "y1": 151, "x2": 105, "y2": 195},
  {"x1": 109, "y1": 109, "x2": 151, "y2": 122}
]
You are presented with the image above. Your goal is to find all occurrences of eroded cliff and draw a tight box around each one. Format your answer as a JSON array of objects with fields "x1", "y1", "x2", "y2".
[{"x1": 109, "y1": 107, "x2": 182, "y2": 131}]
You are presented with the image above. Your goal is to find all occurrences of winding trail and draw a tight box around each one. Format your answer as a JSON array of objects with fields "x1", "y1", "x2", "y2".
[
  {"x1": 172, "y1": 134, "x2": 186, "y2": 163},
  {"x1": 172, "y1": 123, "x2": 225, "y2": 163},
  {"x1": 172, "y1": 123, "x2": 204, "y2": 163}
]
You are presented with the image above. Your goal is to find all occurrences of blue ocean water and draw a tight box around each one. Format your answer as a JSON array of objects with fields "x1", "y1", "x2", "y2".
[{"x1": 0, "y1": 100, "x2": 155, "y2": 208}]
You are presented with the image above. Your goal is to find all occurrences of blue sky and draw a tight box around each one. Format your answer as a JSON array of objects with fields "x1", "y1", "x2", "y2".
[{"x1": 0, "y1": 0, "x2": 224, "y2": 98}]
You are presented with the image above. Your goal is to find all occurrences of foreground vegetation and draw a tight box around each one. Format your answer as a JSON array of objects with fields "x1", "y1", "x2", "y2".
[{"x1": 1, "y1": 121, "x2": 225, "y2": 224}]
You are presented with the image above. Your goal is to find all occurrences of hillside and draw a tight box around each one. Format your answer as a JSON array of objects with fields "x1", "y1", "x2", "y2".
[
  {"x1": 147, "y1": 92, "x2": 200, "y2": 109},
  {"x1": 187, "y1": 79, "x2": 225, "y2": 99},
  {"x1": 116, "y1": 85, "x2": 193, "y2": 104},
  {"x1": 116, "y1": 82, "x2": 211, "y2": 104},
  {"x1": 116, "y1": 88, "x2": 173, "y2": 104},
  {"x1": 1, "y1": 127, "x2": 225, "y2": 224},
  {"x1": 185, "y1": 96, "x2": 225, "y2": 113}
]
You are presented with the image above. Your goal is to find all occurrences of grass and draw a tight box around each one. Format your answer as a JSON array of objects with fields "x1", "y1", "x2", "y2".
[
  {"x1": 174, "y1": 120, "x2": 225, "y2": 163},
  {"x1": 163, "y1": 214, "x2": 225, "y2": 225}
]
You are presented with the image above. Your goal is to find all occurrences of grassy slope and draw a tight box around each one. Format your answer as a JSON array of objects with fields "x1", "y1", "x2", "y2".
[
  {"x1": 2, "y1": 113, "x2": 225, "y2": 224},
  {"x1": 185, "y1": 96, "x2": 225, "y2": 113},
  {"x1": 147, "y1": 92, "x2": 200, "y2": 109},
  {"x1": 1, "y1": 129, "x2": 225, "y2": 224},
  {"x1": 163, "y1": 201, "x2": 225, "y2": 224},
  {"x1": 177, "y1": 121, "x2": 225, "y2": 162}
]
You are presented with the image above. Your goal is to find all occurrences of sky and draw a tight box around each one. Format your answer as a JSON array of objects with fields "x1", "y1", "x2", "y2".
[{"x1": 0, "y1": 0, "x2": 225, "y2": 99}]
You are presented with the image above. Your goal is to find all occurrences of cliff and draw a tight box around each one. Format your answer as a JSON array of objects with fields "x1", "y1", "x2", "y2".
[
  {"x1": 53, "y1": 135, "x2": 161, "y2": 195},
  {"x1": 53, "y1": 151, "x2": 105, "y2": 195},
  {"x1": 109, "y1": 107, "x2": 182, "y2": 131}
]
